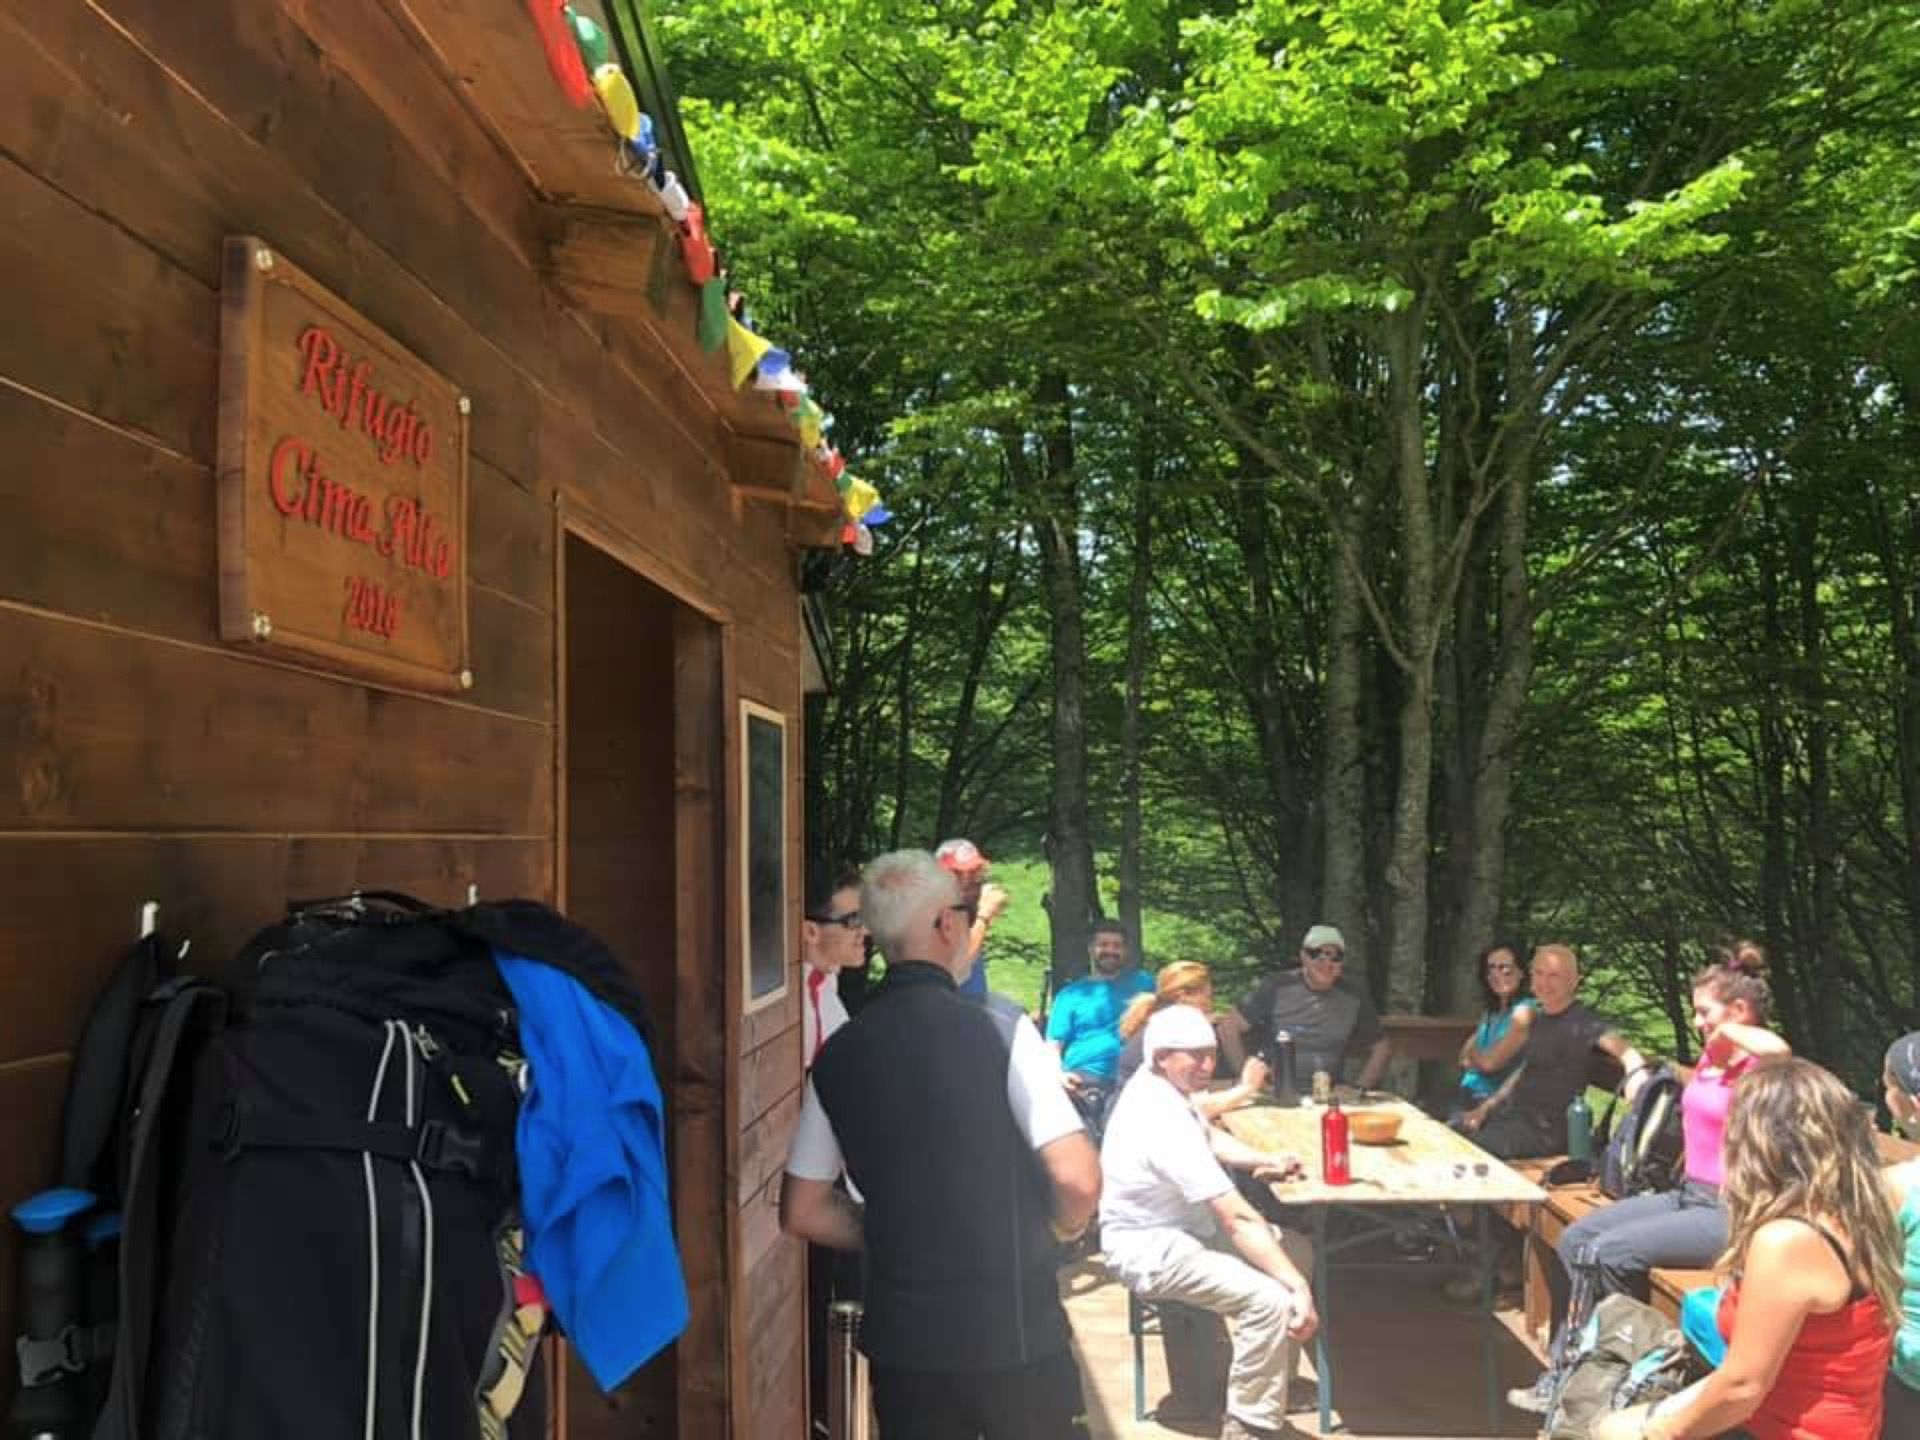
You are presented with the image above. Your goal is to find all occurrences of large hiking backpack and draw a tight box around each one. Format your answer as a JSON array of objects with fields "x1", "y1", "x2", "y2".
[
  {"x1": 1545, "y1": 1294, "x2": 1693, "y2": 1439},
  {"x1": 22, "y1": 893, "x2": 655, "y2": 1440},
  {"x1": 1598, "y1": 1065, "x2": 1685, "y2": 1201}
]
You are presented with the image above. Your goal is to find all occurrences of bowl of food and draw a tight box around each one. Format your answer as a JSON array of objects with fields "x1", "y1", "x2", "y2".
[{"x1": 1347, "y1": 1110, "x2": 1403, "y2": 1145}]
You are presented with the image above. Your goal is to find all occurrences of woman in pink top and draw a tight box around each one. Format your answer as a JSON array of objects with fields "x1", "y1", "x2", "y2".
[{"x1": 1511, "y1": 944, "x2": 1789, "y2": 1416}]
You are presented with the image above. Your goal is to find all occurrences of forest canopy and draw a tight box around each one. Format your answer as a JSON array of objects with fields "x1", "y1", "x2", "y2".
[{"x1": 656, "y1": 0, "x2": 1920, "y2": 1080}]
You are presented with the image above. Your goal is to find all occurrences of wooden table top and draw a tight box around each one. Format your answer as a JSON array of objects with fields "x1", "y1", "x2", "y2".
[{"x1": 1218, "y1": 1092, "x2": 1548, "y2": 1207}]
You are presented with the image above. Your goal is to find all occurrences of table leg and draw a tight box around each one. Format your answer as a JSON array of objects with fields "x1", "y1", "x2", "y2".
[
  {"x1": 1314, "y1": 1207, "x2": 1334, "y2": 1435},
  {"x1": 1479, "y1": 1205, "x2": 1497, "y2": 1433}
]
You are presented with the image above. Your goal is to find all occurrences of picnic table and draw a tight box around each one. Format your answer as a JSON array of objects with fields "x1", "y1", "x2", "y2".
[{"x1": 1220, "y1": 1090, "x2": 1545, "y2": 1434}]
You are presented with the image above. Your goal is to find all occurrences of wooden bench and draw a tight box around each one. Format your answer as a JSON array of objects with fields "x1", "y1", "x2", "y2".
[{"x1": 1650, "y1": 1266, "x2": 1715, "y2": 1325}]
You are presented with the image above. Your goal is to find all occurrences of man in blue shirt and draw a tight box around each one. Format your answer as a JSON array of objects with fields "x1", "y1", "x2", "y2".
[{"x1": 1046, "y1": 921, "x2": 1155, "y2": 1104}]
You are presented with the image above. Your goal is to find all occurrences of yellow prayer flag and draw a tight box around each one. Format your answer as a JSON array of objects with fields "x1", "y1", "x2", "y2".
[
  {"x1": 592, "y1": 64, "x2": 641, "y2": 141},
  {"x1": 726, "y1": 316, "x2": 774, "y2": 388},
  {"x1": 841, "y1": 477, "x2": 880, "y2": 522}
]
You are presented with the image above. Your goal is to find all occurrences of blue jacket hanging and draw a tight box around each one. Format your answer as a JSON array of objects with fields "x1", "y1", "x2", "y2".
[{"x1": 495, "y1": 951, "x2": 688, "y2": 1390}]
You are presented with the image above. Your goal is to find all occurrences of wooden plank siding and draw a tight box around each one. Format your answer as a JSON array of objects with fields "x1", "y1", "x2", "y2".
[{"x1": 0, "y1": 0, "x2": 814, "y2": 1434}]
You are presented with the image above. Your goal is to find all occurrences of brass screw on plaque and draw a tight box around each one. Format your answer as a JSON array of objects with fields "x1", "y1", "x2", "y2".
[
  {"x1": 254, "y1": 247, "x2": 275, "y2": 273},
  {"x1": 458, "y1": 670, "x2": 475, "y2": 691},
  {"x1": 250, "y1": 611, "x2": 273, "y2": 639}
]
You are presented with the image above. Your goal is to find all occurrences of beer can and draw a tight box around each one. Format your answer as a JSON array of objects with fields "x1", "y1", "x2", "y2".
[{"x1": 1311, "y1": 1069, "x2": 1332, "y2": 1105}]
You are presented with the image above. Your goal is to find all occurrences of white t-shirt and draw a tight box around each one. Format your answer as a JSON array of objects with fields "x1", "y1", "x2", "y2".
[
  {"x1": 1098, "y1": 1069, "x2": 1232, "y2": 1255},
  {"x1": 802, "y1": 966, "x2": 851, "y2": 1069},
  {"x1": 786, "y1": 1010, "x2": 1082, "y2": 1182}
]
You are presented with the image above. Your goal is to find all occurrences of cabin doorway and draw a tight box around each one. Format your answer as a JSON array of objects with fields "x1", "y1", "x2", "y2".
[{"x1": 560, "y1": 533, "x2": 728, "y2": 1439}]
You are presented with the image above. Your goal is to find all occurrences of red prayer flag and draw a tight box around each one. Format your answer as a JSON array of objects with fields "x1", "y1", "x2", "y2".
[{"x1": 526, "y1": 0, "x2": 593, "y2": 108}]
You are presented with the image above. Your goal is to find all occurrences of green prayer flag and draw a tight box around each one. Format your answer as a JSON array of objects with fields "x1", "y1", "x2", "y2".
[{"x1": 697, "y1": 279, "x2": 728, "y2": 353}]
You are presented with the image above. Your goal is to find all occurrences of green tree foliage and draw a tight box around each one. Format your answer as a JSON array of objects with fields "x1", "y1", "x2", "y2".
[{"x1": 658, "y1": 0, "x2": 1920, "y2": 1081}]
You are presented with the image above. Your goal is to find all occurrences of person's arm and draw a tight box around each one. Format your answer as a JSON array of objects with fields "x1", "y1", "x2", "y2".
[
  {"x1": 779, "y1": 1175, "x2": 863, "y2": 1250},
  {"x1": 965, "y1": 882, "x2": 1008, "y2": 969},
  {"x1": 1704, "y1": 1022, "x2": 1790, "y2": 1066},
  {"x1": 1044, "y1": 996, "x2": 1088, "y2": 1092},
  {"x1": 1036, "y1": 1131, "x2": 1101, "y2": 1240},
  {"x1": 1005, "y1": 1014, "x2": 1101, "y2": 1233},
  {"x1": 1466, "y1": 1005, "x2": 1535, "y2": 1074},
  {"x1": 1595, "y1": 1030, "x2": 1653, "y2": 1099},
  {"x1": 1206, "y1": 1123, "x2": 1304, "y2": 1179},
  {"x1": 1641, "y1": 1222, "x2": 1826, "y2": 1439},
  {"x1": 779, "y1": 1079, "x2": 861, "y2": 1247},
  {"x1": 1461, "y1": 1064, "x2": 1523, "y2": 1132},
  {"x1": 1195, "y1": 1055, "x2": 1270, "y2": 1118},
  {"x1": 1216, "y1": 1006, "x2": 1254, "y2": 1073},
  {"x1": 1356, "y1": 1034, "x2": 1393, "y2": 1090},
  {"x1": 1205, "y1": 1187, "x2": 1318, "y2": 1339}
]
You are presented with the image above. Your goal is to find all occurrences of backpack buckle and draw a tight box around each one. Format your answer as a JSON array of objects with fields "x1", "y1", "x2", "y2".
[
  {"x1": 16, "y1": 1324, "x2": 88, "y2": 1387},
  {"x1": 415, "y1": 1120, "x2": 485, "y2": 1178}
]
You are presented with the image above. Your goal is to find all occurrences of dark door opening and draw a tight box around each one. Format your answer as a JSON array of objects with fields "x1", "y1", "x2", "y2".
[{"x1": 561, "y1": 535, "x2": 708, "y2": 1439}]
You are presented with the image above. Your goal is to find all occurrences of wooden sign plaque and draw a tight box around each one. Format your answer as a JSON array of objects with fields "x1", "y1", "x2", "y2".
[{"x1": 217, "y1": 236, "x2": 471, "y2": 693}]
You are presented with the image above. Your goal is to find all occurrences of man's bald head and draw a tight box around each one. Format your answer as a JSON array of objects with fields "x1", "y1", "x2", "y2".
[{"x1": 1529, "y1": 944, "x2": 1581, "y2": 1013}]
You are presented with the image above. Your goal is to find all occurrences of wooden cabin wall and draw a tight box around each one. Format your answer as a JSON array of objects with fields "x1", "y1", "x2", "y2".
[{"x1": 0, "y1": 2, "x2": 810, "y2": 1436}]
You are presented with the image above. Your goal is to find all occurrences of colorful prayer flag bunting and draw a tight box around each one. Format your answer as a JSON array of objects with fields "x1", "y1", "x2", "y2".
[
  {"x1": 566, "y1": 7, "x2": 612, "y2": 72},
  {"x1": 841, "y1": 478, "x2": 880, "y2": 523}
]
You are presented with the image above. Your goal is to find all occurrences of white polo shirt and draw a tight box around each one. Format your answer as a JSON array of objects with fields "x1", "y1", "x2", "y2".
[{"x1": 1098, "y1": 1068, "x2": 1233, "y2": 1262}]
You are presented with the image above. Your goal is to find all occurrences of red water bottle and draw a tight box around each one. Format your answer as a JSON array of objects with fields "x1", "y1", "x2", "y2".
[{"x1": 1322, "y1": 1100, "x2": 1351, "y2": 1185}]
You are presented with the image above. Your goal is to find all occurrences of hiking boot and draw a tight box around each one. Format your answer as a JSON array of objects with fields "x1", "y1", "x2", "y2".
[
  {"x1": 1506, "y1": 1372, "x2": 1554, "y2": 1415},
  {"x1": 1219, "y1": 1418, "x2": 1294, "y2": 1440}
]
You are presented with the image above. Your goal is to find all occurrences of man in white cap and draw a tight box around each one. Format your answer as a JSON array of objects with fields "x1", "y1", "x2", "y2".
[
  {"x1": 1102, "y1": 1005, "x2": 1317, "y2": 1440},
  {"x1": 1218, "y1": 924, "x2": 1392, "y2": 1093},
  {"x1": 934, "y1": 836, "x2": 1007, "y2": 999}
]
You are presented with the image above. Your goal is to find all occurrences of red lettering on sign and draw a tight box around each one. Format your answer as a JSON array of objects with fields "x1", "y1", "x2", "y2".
[
  {"x1": 342, "y1": 575, "x2": 403, "y2": 638},
  {"x1": 295, "y1": 324, "x2": 436, "y2": 469}
]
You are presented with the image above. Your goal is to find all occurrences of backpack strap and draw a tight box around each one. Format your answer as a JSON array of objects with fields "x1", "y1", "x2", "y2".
[
  {"x1": 92, "y1": 980, "x2": 226, "y2": 1440},
  {"x1": 216, "y1": 1108, "x2": 496, "y2": 1178},
  {"x1": 57, "y1": 934, "x2": 176, "y2": 1198}
]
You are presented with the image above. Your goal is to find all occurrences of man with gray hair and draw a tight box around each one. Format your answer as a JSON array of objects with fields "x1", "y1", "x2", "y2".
[
  {"x1": 1101, "y1": 1005, "x2": 1317, "y2": 1440},
  {"x1": 782, "y1": 849, "x2": 1100, "y2": 1437}
]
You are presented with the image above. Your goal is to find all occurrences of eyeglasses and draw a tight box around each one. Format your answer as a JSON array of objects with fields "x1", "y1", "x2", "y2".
[
  {"x1": 1307, "y1": 947, "x2": 1344, "y2": 962},
  {"x1": 808, "y1": 910, "x2": 863, "y2": 930}
]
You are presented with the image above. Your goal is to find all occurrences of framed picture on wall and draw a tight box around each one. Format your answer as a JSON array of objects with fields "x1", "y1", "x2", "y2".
[{"x1": 741, "y1": 700, "x2": 789, "y2": 1012}]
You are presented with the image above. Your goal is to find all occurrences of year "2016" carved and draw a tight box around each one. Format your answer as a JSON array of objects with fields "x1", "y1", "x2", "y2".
[{"x1": 343, "y1": 574, "x2": 402, "y2": 638}]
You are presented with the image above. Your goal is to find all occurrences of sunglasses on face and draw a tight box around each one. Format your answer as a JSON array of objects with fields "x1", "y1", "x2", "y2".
[
  {"x1": 808, "y1": 910, "x2": 863, "y2": 930},
  {"x1": 1307, "y1": 947, "x2": 1344, "y2": 962}
]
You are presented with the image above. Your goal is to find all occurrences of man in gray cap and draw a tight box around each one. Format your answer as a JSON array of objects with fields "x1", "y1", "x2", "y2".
[{"x1": 1218, "y1": 924, "x2": 1393, "y2": 1093}]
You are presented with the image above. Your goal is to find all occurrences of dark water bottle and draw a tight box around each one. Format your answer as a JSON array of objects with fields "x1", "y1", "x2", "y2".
[
  {"x1": 1567, "y1": 1092, "x2": 1594, "y2": 1164},
  {"x1": 1271, "y1": 1028, "x2": 1300, "y2": 1108},
  {"x1": 6, "y1": 1187, "x2": 96, "y2": 1440}
]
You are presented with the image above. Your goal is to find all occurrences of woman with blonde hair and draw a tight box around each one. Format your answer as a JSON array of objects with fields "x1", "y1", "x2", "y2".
[
  {"x1": 1597, "y1": 1058, "x2": 1903, "y2": 1440},
  {"x1": 1111, "y1": 961, "x2": 1269, "y2": 1116}
]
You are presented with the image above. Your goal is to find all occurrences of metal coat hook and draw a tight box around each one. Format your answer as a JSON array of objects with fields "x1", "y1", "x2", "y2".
[{"x1": 139, "y1": 901, "x2": 159, "y2": 939}]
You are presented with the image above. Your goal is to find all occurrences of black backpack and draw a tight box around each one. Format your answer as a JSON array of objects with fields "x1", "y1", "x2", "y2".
[
  {"x1": 1598, "y1": 1064, "x2": 1685, "y2": 1200},
  {"x1": 22, "y1": 893, "x2": 654, "y2": 1440}
]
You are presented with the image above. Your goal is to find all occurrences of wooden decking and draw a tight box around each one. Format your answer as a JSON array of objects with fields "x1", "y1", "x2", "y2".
[{"x1": 1063, "y1": 1252, "x2": 1545, "y2": 1440}]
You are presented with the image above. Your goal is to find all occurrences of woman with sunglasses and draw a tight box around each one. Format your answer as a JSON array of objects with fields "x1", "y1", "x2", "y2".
[
  {"x1": 1452, "y1": 940, "x2": 1535, "y2": 1128},
  {"x1": 1596, "y1": 1057, "x2": 1901, "y2": 1440}
]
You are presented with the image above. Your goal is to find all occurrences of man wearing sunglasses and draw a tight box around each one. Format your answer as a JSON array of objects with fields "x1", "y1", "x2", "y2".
[
  {"x1": 1218, "y1": 924, "x2": 1393, "y2": 1093},
  {"x1": 801, "y1": 865, "x2": 868, "y2": 1068}
]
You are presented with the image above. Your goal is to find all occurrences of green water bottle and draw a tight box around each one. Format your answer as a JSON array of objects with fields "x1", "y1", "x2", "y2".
[{"x1": 1567, "y1": 1092, "x2": 1594, "y2": 1163}]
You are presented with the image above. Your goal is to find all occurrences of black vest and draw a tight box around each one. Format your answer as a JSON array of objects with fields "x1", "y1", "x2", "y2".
[{"x1": 810, "y1": 963, "x2": 1070, "y2": 1371}]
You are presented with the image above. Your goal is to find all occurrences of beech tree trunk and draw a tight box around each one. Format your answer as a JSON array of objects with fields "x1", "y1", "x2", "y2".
[{"x1": 1118, "y1": 451, "x2": 1154, "y2": 954}]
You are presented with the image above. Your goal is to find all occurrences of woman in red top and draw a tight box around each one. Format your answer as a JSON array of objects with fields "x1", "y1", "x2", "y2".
[{"x1": 1598, "y1": 1058, "x2": 1904, "y2": 1440}]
